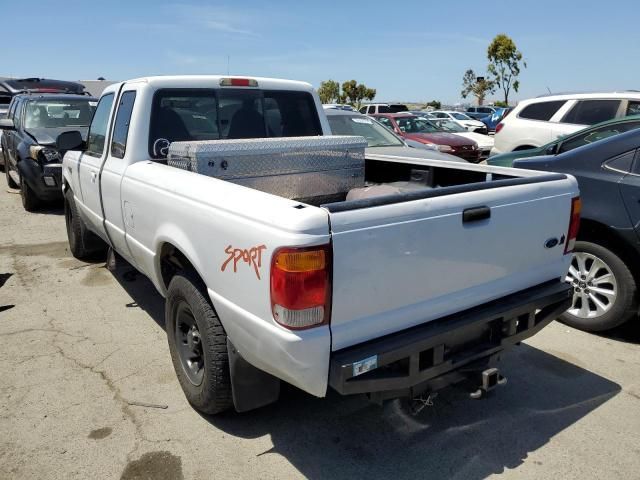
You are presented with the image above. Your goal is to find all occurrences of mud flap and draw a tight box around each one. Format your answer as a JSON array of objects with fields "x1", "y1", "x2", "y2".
[{"x1": 227, "y1": 339, "x2": 280, "y2": 412}]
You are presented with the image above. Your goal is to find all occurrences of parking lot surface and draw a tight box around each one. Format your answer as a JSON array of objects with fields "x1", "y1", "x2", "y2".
[{"x1": 1, "y1": 185, "x2": 639, "y2": 480}]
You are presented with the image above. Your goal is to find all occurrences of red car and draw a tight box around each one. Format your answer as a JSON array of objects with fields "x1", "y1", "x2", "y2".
[{"x1": 372, "y1": 113, "x2": 480, "y2": 162}]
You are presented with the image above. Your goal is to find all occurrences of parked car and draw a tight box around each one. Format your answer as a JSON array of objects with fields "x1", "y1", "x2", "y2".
[
  {"x1": 482, "y1": 107, "x2": 513, "y2": 133},
  {"x1": 465, "y1": 111, "x2": 491, "y2": 121},
  {"x1": 61, "y1": 74, "x2": 577, "y2": 415},
  {"x1": 488, "y1": 115, "x2": 640, "y2": 167},
  {"x1": 359, "y1": 103, "x2": 408, "y2": 114},
  {"x1": 513, "y1": 128, "x2": 640, "y2": 332},
  {"x1": 323, "y1": 104, "x2": 355, "y2": 111},
  {"x1": 467, "y1": 106, "x2": 497, "y2": 116},
  {"x1": 372, "y1": 113, "x2": 481, "y2": 162},
  {"x1": 430, "y1": 111, "x2": 488, "y2": 134},
  {"x1": 0, "y1": 93, "x2": 97, "y2": 210},
  {"x1": 0, "y1": 78, "x2": 87, "y2": 167},
  {"x1": 492, "y1": 91, "x2": 640, "y2": 155},
  {"x1": 430, "y1": 118, "x2": 494, "y2": 159},
  {"x1": 407, "y1": 110, "x2": 436, "y2": 119},
  {"x1": 325, "y1": 108, "x2": 464, "y2": 162}
]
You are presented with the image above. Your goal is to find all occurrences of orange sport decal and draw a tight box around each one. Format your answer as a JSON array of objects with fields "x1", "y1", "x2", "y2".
[{"x1": 221, "y1": 244, "x2": 267, "y2": 280}]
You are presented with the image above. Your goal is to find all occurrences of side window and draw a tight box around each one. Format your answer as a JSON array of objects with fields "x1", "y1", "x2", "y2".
[
  {"x1": 627, "y1": 101, "x2": 640, "y2": 116},
  {"x1": 377, "y1": 117, "x2": 392, "y2": 130},
  {"x1": 562, "y1": 100, "x2": 621, "y2": 125},
  {"x1": 605, "y1": 150, "x2": 635, "y2": 173},
  {"x1": 518, "y1": 101, "x2": 566, "y2": 121},
  {"x1": 8, "y1": 99, "x2": 18, "y2": 122},
  {"x1": 359, "y1": 106, "x2": 367, "y2": 114},
  {"x1": 560, "y1": 121, "x2": 640, "y2": 153},
  {"x1": 86, "y1": 94, "x2": 115, "y2": 157},
  {"x1": 110, "y1": 91, "x2": 137, "y2": 159}
]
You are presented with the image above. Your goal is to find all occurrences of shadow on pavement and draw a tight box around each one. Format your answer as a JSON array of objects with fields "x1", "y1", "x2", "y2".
[
  {"x1": 598, "y1": 319, "x2": 640, "y2": 345},
  {"x1": 109, "y1": 260, "x2": 621, "y2": 479}
]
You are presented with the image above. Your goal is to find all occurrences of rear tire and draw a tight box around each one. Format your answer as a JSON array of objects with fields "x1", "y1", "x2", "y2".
[
  {"x1": 64, "y1": 188, "x2": 106, "y2": 259},
  {"x1": 166, "y1": 272, "x2": 233, "y2": 415},
  {"x1": 20, "y1": 175, "x2": 40, "y2": 211},
  {"x1": 560, "y1": 240, "x2": 638, "y2": 332},
  {"x1": 5, "y1": 163, "x2": 18, "y2": 189}
]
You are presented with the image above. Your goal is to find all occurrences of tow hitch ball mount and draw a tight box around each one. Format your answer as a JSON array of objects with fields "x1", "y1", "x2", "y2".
[{"x1": 470, "y1": 367, "x2": 507, "y2": 399}]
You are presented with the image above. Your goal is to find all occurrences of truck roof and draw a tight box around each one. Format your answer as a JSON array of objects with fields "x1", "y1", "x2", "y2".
[{"x1": 101, "y1": 75, "x2": 315, "y2": 97}]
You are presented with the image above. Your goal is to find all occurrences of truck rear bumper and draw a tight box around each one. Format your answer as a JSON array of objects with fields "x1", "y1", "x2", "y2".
[{"x1": 329, "y1": 280, "x2": 571, "y2": 397}]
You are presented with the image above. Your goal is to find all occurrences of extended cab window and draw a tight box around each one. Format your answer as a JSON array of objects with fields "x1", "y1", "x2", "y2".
[
  {"x1": 562, "y1": 100, "x2": 621, "y2": 125},
  {"x1": 518, "y1": 101, "x2": 566, "y2": 121},
  {"x1": 149, "y1": 88, "x2": 322, "y2": 159},
  {"x1": 110, "y1": 91, "x2": 137, "y2": 159},
  {"x1": 86, "y1": 94, "x2": 115, "y2": 157}
]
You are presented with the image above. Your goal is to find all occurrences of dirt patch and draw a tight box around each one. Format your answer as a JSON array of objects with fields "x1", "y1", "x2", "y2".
[
  {"x1": 1, "y1": 241, "x2": 69, "y2": 258},
  {"x1": 120, "y1": 451, "x2": 183, "y2": 480},
  {"x1": 80, "y1": 267, "x2": 113, "y2": 287},
  {"x1": 88, "y1": 427, "x2": 112, "y2": 440}
]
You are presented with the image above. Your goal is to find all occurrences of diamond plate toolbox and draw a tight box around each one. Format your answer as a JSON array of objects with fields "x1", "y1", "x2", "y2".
[{"x1": 167, "y1": 136, "x2": 366, "y2": 201}]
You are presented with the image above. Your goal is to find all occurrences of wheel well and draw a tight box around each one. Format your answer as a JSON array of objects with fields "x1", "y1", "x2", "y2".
[
  {"x1": 578, "y1": 219, "x2": 640, "y2": 278},
  {"x1": 513, "y1": 145, "x2": 536, "y2": 151},
  {"x1": 159, "y1": 243, "x2": 201, "y2": 291}
]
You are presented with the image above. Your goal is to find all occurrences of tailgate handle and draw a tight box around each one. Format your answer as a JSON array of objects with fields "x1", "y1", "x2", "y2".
[{"x1": 463, "y1": 206, "x2": 491, "y2": 223}]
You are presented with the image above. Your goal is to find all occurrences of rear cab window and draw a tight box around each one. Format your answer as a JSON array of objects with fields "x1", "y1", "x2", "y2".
[
  {"x1": 518, "y1": 100, "x2": 566, "y2": 121},
  {"x1": 148, "y1": 88, "x2": 322, "y2": 159}
]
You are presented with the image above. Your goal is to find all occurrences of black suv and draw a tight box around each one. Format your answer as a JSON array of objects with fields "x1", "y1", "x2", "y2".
[
  {"x1": 514, "y1": 128, "x2": 640, "y2": 332},
  {"x1": 0, "y1": 93, "x2": 97, "y2": 210}
]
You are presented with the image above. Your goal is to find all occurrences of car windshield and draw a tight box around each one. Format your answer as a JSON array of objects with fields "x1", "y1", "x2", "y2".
[
  {"x1": 396, "y1": 117, "x2": 439, "y2": 133},
  {"x1": 24, "y1": 99, "x2": 97, "y2": 129},
  {"x1": 434, "y1": 119, "x2": 466, "y2": 132},
  {"x1": 452, "y1": 112, "x2": 472, "y2": 121},
  {"x1": 328, "y1": 114, "x2": 403, "y2": 147}
]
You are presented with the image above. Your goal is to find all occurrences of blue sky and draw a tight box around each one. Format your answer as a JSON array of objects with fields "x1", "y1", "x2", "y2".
[{"x1": 2, "y1": 0, "x2": 639, "y2": 104}]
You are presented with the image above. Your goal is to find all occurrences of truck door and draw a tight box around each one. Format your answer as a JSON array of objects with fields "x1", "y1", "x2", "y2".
[
  {"x1": 77, "y1": 93, "x2": 115, "y2": 236},
  {"x1": 100, "y1": 89, "x2": 137, "y2": 263}
]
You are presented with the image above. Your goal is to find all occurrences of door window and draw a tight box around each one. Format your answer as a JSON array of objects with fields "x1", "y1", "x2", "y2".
[
  {"x1": 562, "y1": 100, "x2": 621, "y2": 125},
  {"x1": 627, "y1": 101, "x2": 640, "y2": 116},
  {"x1": 110, "y1": 91, "x2": 137, "y2": 159},
  {"x1": 86, "y1": 94, "x2": 115, "y2": 157},
  {"x1": 518, "y1": 101, "x2": 566, "y2": 121},
  {"x1": 605, "y1": 150, "x2": 635, "y2": 173},
  {"x1": 559, "y1": 121, "x2": 640, "y2": 153}
]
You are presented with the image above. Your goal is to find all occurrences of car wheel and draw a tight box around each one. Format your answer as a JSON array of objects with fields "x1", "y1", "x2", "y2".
[
  {"x1": 166, "y1": 272, "x2": 233, "y2": 415},
  {"x1": 5, "y1": 163, "x2": 18, "y2": 189},
  {"x1": 64, "y1": 188, "x2": 106, "y2": 259},
  {"x1": 560, "y1": 240, "x2": 638, "y2": 332},
  {"x1": 20, "y1": 175, "x2": 40, "y2": 211}
]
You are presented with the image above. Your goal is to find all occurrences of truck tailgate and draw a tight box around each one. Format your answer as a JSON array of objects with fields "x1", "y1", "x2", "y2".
[{"x1": 326, "y1": 176, "x2": 577, "y2": 351}]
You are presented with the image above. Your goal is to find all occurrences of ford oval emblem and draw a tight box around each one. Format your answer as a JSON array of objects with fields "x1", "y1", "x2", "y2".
[{"x1": 545, "y1": 237, "x2": 559, "y2": 249}]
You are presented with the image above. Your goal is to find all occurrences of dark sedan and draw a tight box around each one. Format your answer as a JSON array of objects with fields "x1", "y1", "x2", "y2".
[
  {"x1": 513, "y1": 128, "x2": 640, "y2": 332},
  {"x1": 0, "y1": 93, "x2": 97, "y2": 210}
]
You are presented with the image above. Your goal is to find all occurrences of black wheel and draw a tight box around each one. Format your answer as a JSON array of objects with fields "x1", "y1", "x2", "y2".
[
  {"x1": 560, "y1": 240, "x2": 638, "y2": 332},
  {"x1": 20, "y1": 175, "x2": 40, "y2": 211},
  {"x1": 166, "y1": 273, "x2": 232, "y2": 414},
  {"x1": 5, "y1": 162, "x2": 18, "y2": 188},
  {"x1": 64, "y1": 188, "x2": 106, "y2": 259}
]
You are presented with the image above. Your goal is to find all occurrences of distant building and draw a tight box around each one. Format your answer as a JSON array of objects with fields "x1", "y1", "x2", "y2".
[{"x1": 79, "y1": 80, "x2": 117, "y2": 97}]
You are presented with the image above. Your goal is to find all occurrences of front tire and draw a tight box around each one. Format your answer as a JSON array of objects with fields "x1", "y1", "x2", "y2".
[
  {"x1": 64, "y1": 189, "x2": 106, "y2": 259},
  {"x1": 166, "y1": 273, "x2": 233, "y2": 414},
  {"x1": 20, "y1": 175, "x2": 40, "y2": 211},
  {"x1": 5, "y1": 163, "x2": 18, "y2": 189},
  {"x1": 560, "y1": 240, "x2": 638, "y2": 331}
]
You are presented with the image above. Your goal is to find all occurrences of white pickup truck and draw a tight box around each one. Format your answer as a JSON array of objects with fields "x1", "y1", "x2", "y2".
[{"x1": 59, "y1": 75, "x2": 579, "y2": 414}]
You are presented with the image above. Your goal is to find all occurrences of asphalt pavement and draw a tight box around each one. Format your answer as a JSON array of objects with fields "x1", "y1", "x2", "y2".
[{"x1": 0, "y1": 184, "x2": 639, "y2": 480}]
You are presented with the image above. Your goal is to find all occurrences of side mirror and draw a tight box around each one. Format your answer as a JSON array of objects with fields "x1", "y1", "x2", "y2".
[
  {"x1": 545, "y1": 144, "x2": 558, "y2": 155},
  {"x1": 56, "y1": 130, "x2": 84, "y2": 151},
  {"x1": 0, "y1": 118, "x2": 15, "y2": 130}
]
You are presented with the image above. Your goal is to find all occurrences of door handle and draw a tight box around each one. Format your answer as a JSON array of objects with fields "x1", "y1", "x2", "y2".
[
  {"x1": 90, "y1": 170, "x2": 97, "y2": 183},
  {"x1": 463, "y1": 206, "x2": 491, "y2": 223}
]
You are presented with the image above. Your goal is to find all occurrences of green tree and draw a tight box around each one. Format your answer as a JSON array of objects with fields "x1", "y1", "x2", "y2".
[
  {"x1": 341, "y1": 80, "x2": 376, "y2": 109},
  {"x1": 425, "y1": 100, "x2": 441, "y2": 110},
  {"x1": 461, "y1": 69, "x2": 495, "y2": 106},
  {"x1": 493, "y1": 100, "x2": 509, "y2": 108},
  {"x1": 317, "y1": 80, "x2": 340, "y2": 104},
  {"x1": 487, "y1": 34, "x2": 526, "y2": 105}
]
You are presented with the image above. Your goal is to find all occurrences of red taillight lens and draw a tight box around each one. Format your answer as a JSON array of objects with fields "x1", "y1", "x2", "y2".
[
  {"x1": 219, "y1": 78, "x2": 258, "y2": 87},
  {"x1": 270, "y1": 245, "x2": 332, "y2": 330},
  {"x1": 495, "y1": 122, "x2": 504, "y2": 134},
  {"x1": 565, "y1": 197, "x2": 581, "y2": 254}
]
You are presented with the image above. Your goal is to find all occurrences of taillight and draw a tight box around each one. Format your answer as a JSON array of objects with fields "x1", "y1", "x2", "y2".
[
  {"x1": 219, "y1": 78, "x2": 258, "y2": 87},
  {"x1": 495, "y1": 122, "x2": 504, "y2": 134},
  {"x1": 270, "y1": 245, "x2": 332, "y2": 330},
  {"x1": 565, "y1": 197, "x2": 581, "y2": 254}
]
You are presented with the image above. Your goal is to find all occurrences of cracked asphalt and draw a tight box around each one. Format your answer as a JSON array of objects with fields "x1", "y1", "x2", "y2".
[{"x1": 1, "y1": 184, "x2": 639, "y2": 480}]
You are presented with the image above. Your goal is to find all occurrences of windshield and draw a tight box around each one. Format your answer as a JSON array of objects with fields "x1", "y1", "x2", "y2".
[
  {"x1": 24, "y1": 99, "x2": 97, "y2": 129},
  {"x1": 396, "y1": 117, "x2": 439, "y2": 134},
  {"x1": 434, "y1": 119, "x2": 466, "y2": 132},
  {"x1": 452, "y1": 112, "x2": 472, "y2": 121},
  {"x1": 328, "y1": 114, "x2": 403, "y2": 147}
]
